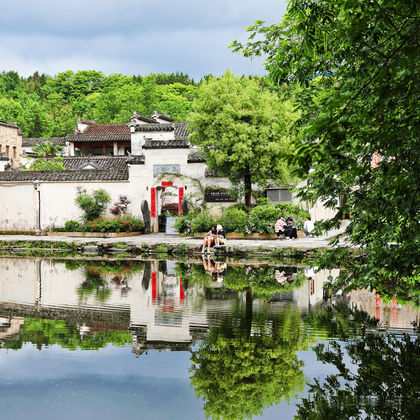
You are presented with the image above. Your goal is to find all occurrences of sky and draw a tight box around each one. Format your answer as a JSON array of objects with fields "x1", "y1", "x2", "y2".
[{"x1": 0, "y1": 0, "x2": 288, "y2": 80}]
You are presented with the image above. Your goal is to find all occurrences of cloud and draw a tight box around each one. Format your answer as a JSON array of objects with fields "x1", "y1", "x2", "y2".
[{"x1": 0, "y1": 0, "x2": 287, "y2": 78}]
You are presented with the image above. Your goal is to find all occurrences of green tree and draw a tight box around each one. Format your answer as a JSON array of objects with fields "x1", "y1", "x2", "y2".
[
  {"x1": 190, "y1": 304, "x2": 307, "y2": 420},
  {"x1": 75, "y1": 187, "x2": 111, "y2": 222},
  {"x1": 188, "y1": 70, "x2": 296, "y2": 211},
  {"x1": 232, "y1": 0, "x2": 420, "y2": 290},
  {"x1": 32, "y1": 140, "x2": 64, "y2": 157},
  {"x1": 297, "y1": 305, "x2": 420, "y2": 419},
  {"x1": 25, "y1": 156, "x2": 65, "y2": 171}
]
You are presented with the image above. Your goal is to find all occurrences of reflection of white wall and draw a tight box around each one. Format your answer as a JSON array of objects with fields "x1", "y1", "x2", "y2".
[
  {"x1": 293, "y1": 269, "x2": 339, "y2": 310},
  {"x1": 0, "y1": 258, "x2": 38, "y2": 305}
]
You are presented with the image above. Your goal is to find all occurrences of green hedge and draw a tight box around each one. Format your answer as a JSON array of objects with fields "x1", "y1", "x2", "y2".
[
  {"x1": 174, "y1": 201, "x2": 310, "y2": 235},
  {"x1": 52, "y1": 216, "x2": 144, "y2": 233}
]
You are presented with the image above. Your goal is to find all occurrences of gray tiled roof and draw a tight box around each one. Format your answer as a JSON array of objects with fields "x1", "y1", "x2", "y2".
[
  {"x1": 133, "y1": 123, "x2": 174, "y2": 132},
  {"x1": 0, "y1": 169, "x2": 128, "y2": 182},
  {"x1": 66, "y1": 133, "x2": 131, "y2": 143},
  {"x1": 22, "y1": 137, "x2": 67, "y2": 147},
  {"x1": 0, "y1": 155, "x2": 9, "y2": 161},
  {"x1": 187, "y1": 152, "x2": 206, "y2": 163},
  {"x1": 152, "y1": 111, "x2": 173, "y2": 122},
  {"x1": 173, "y1": 122, "x2": 189, "y2": 140},
  {"x1": 61, "y1": 156, "x2": 130, "y2": 170},
  {"x1": 143, "y1": 140, "x2": 190, "y2": 149},
  {"x1": 127, "y1": 155, "x2": 146, "y2": 164}
]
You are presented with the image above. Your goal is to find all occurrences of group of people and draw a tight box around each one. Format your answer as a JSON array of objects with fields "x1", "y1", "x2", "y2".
[
  {"x1": 274, "y1": 216, "x2": 314, "y2": 239},
  {"x1": 201, "y1": 224, "x2": 226, "y2": 253}
]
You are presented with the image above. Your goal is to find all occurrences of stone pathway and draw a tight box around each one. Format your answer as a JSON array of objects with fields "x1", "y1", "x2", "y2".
[{"x1": 0, "y1": 230, "x2": 350, "y2": 252}]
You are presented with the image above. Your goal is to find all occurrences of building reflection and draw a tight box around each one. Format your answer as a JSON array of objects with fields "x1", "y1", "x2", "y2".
[{"x1": 0, "y1": 257, "x2": 418, "y2": 353}]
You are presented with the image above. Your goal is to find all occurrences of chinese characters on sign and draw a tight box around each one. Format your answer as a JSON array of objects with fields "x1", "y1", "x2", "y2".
[
  {"x1": 153, "y1": 164, "x2": 180, "y2": 178},
  {"x1": 178, "y1": 187, "x2": 184, "y2": 215},
  {"x1": 204, "y1": 189, "x2": 236, "y2": 202},
  {"x1": 151, "y1": 188, "x2": 156, "y2": 217}
]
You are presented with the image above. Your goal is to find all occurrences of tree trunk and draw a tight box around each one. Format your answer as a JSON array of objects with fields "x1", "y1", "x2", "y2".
[
  {"x1": 244, "y1": 171, "x2": 252, "y2": 213},
  {"x1": 245, "y1": 287, "x2": 253, "y2": 338}
]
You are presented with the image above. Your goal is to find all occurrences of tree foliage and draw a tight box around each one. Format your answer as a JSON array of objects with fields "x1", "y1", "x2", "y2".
[
  {"x1": 74, "y1": 187, "x2": 111, "y2": 222},
  {"x1": 232, "y1": 0, "x2": 420, "y2": 291},
  {"x1": 190, "y1": 305, "x2": 307, "y2": 420},
  {"x1": 297, "y1": 304, "x2": 420, "y2": 419},
  {"x1": 0, "y1": 70, "x2": 200, "y2": 137},
  {"x1": 188, "y1": 70, "x2": 297, "y2": 210}
]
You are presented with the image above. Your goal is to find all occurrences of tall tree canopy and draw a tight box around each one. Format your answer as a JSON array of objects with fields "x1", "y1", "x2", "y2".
[
  {"x1": 232, "y1": 0, "x2": 420, "y2": 294},
  {"x1": 188, "y1": 70, "x2": 296, "y2": 210}
]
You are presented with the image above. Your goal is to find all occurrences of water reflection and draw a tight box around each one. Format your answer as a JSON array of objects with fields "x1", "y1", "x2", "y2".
[{"x1": 0, "y1": 257, "x2": 419, "y2": 419}]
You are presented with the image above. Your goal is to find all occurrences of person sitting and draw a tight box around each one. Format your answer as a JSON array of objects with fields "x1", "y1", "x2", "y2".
[
  {"x1": 284, "y1": 217, "x2": 298, "y2": 239},
  {"x1": 201, "y1": 224, "x2": 217, "y2": 253},
  {"x1": 303, "y1": 217, "x2": 315, "y2": 237},
  {"x1": 274, "y1": 217, "x2": 286, "y2": 238},
  {"x1": 214, "y1": 224, "x2": 226, "y2": 246}
]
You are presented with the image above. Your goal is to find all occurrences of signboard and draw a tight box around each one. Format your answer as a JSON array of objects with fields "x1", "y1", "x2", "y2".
[
  {"x1": 178, "y1": 187, "x2": 184, "y2": 215},
  {"x1": 161, "y1": 181, "x2": 173, "y2": 186},
  {"x1": 205, "y1": 190, "x2": 236, "y2": 202},
  {"x1": 165, "y1": 216, "x2": 178, "y2": 235},
  {"x1": 153, "y1": 164, "x2": 180, "y2": 178},
  {"x1": 150, "y1": 188, "x2": 156, "y2": 217}
]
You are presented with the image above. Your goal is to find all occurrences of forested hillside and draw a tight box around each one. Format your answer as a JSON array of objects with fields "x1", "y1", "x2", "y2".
[{"x1": 0, "y1": 70, "x2": 200, "y2": 138}]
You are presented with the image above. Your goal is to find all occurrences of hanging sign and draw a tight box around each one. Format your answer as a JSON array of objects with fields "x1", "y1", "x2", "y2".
[
  {"x1": 178, "y1": 187, "x2": 184, "y2": 215},
  {"x1": 161, "y1": 181, "x2": 173, "y2": 187},
  {"x1": 151, "y1": 188, "x2": 156, "y2": 217}
]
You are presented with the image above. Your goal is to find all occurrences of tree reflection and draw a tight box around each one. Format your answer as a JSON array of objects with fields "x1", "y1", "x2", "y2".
[
  {"x1": 1, "y1": 318, "x2": 131, "y2": 351},
  {"x1": 298, "y1": 304, "x2": 420, "y2": 419},
  {"x1": 190, "y1": 304, "x2": 308, "y2": 419}
]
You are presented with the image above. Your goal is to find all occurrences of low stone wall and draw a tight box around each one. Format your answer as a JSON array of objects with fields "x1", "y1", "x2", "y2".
[{"x1": 47, "y1": 231, "x2": 142, "y2": 238}]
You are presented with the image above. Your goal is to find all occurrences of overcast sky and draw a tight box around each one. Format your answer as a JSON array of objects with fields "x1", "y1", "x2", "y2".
[{"x1": 0, "y1": 0, "x2": 287, "y2": 80}]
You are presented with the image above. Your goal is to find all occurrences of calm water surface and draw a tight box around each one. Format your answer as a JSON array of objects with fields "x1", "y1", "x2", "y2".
[{"x1": 0, "y1": 257, "x2": 418, "y2": 419}]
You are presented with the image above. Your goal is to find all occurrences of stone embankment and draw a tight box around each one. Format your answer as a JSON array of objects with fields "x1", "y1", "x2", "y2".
[{"x1": 0, "y1": 232, "x2": 347, "y2": 260}]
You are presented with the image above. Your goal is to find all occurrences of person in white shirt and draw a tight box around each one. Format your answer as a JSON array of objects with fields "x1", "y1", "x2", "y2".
[{"x1": 303, "y1": 217, "x2": 315, "y2": 237}]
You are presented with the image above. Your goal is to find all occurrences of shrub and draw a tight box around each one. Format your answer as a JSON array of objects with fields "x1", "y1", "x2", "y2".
[
  {"x1": 190, "y1": 212, "x2": 214, "y2": 234},
  {"x1": 274, "y1": 203, "x2": 310, "y2": 229},
  {"x1": 79, "y1": 216, "x2": 144, "y2": 233},
  {"x1": 248, "y1": 204, "x2": 282, "y2": 234},
  {"x1": 174, "y1": 212, "x2": 196, "y2": 235},
  {"x1": 64, "y1": 220, "x2": 80, "y2": 232},
  {"x1": 219, "y1": 207, "x2": 248, "y2": 233},
  {"x1": 75, "y1": 188, "x2": 111, "y2": 222},
  {"x1": 110, "y1": 195, "x2": 131, "y2": 216}
]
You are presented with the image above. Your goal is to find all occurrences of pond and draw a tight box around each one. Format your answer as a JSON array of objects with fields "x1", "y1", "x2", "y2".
[{"x1": 0, "y1": 257, "x2": 418, "y2": 419}]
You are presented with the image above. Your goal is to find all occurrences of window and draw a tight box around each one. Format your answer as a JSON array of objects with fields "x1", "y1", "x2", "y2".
[
  {"x1": 13, "y1": 146, "x2": 17, "y2": 159},
  {"x1": 6, "y1": 145, "x2": 9, "y2": 157},
  {"x1": 266, "y1": 188, "x2": 293, "y2": 203},
  {"x1": 0, "y1": 144, "x2": 2, "y2": 154}
]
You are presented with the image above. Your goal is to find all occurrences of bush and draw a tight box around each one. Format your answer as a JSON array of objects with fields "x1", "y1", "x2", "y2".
[
  {"x1": 64, "y1": 220, "x2": 80, "y2": 232},
  {"x1": 248, "y1": 204, "x2": 282, "y2": 234},
  {"x1": 174, "y1": 212, "x2": 196, "y2": 235},
  {"x1": 274, "y1": 203, "x2": 310, "y2": 229},
  {"x1": 75, "y1": 188, "x2": 111, "y2": 222},
  {"x1": 219, "y1": 207, "x2": 248, "y2": 233},
  {"x1": 190, "y1": 212, "x2": 214, "y2": 234},
  {"x1": 174, "y1": 211, "x2": 214, "y2": 235},
  {"x1": 79, "y1": 216, "x2": 144, "y2": 233}
]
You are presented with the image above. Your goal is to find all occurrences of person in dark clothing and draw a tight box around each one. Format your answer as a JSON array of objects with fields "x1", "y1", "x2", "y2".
[{"x1": 284, "y1": 218, "x2": 298, "y2": 239}]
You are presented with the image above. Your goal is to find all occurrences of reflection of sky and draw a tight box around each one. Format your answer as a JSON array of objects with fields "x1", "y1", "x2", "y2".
[{"x1": 0, "y1": 344, "x2": 338, "y2": 420}]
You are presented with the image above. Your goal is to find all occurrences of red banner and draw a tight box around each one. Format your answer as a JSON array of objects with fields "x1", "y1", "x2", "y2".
[
  {"x1": 179, "y1": 277, "x2": 185, "y2": 300},
  {"x1": 152, "y1": 272, "x2": 157, "y2": 302},
  {"x1": 178, "y1": 187, "x2": 184, "y2": 215},
  {"x1": 161, "y1": 181, "x2": 173, "y2": 186},
  {"x1": 151, "y1": 188, "x2": 156, "y2": 217}
]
